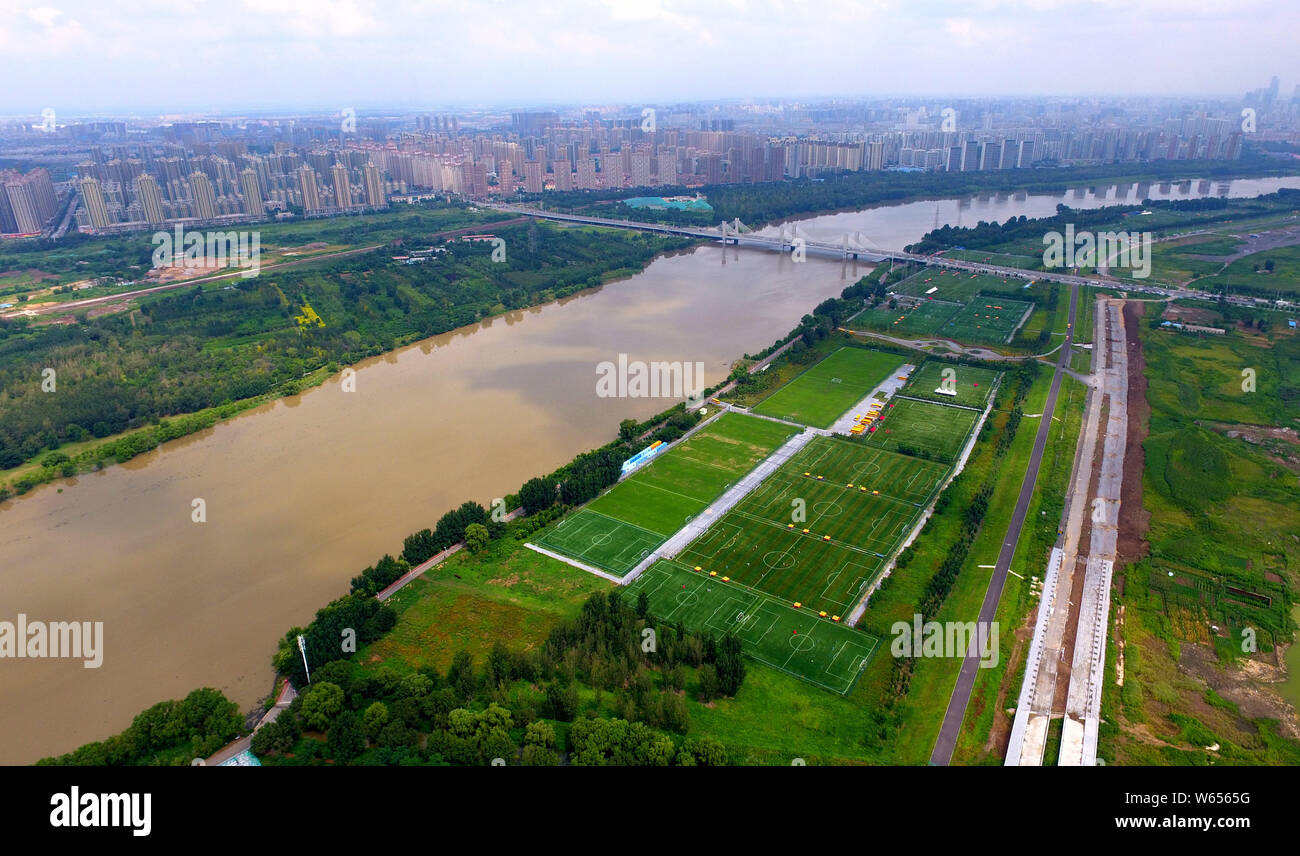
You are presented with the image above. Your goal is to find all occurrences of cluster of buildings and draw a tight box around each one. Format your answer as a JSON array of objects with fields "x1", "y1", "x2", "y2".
[
  {"x1": 0, "y1": 88, "x2": 1286, "y2": 238},
  {"x1": 73, "y1": 146, "x2": 391, "y2": 233}
]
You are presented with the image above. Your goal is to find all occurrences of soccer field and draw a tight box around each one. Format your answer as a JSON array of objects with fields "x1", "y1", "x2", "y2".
[
  {"x1": 624, "y1": 560, "x2": 880, "y2": 694},
  {"x1": 673, "y1": 434, "x2": 948, "y2": 615},
  {"x1": 534, "y1": 508, "x2": 663, "y2": 576},
  {"x1": 862, "y1": 396, "x2": 978, "y2": 462},
  {"x1": 901, "y1": 361, "x2": 1000, "y2": 409},
  {"x1": 752, "y1": 347, "x2": 903, "y2": 428},
  {"x1": 536, "y1": 412, "x2": 794, "y2": 574},
  {"x1": 849, "y1": 298, "x2": 960, "y2": 337},
  {"x1": 942, "y1": 296, "x2": 1033, "y2": 343},
  {"x1": 891, "y1": 269, "x2": 1032, "y2": 303},
  {"x1": 785, "y1": 435, "x2": 949, "y2": 505},
  {"x1": 587, "y1": 411, "x2": 795, "y2": 536}
]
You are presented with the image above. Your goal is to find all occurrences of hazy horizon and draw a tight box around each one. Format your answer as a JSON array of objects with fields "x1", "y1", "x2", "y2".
[{"x1": 3, "y1": 0, "x2": 1298, "y2": 114}]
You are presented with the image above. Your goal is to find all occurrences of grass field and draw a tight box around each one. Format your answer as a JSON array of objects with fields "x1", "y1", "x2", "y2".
[
  {"x1": 587, "y1": 412, "x2": 795, "y2": 535},
  {"x1": 673, "y1": 436, "x2": 947, "y2": 616},
  {"x1": 943, "y1": 296, "x2": 1033, "y2": 343},
  {"x1": 535, "y1": 412, "x2": 795, "y2": 574},
  {"x1": 942, "y1": 249, "x2": 1043, "y2": 270},
  {"x1": 901, "y1": 361, "x2": 1000, "y2": 408},
  {"x1": 534, "y1": 508, "x2": 665, "y2": 575},
  {"x1": 752, "y1": 346, "x2": 903, "y2": 428},
  {"x1": 849, "y1": 298, "x2": 960, "y2": 337},
  {"x1": 624, "y1": 560, "x2": 880, "y2": 694},
  {"x1": 890, "y1": 269, "x2": 1033, "y2": 302},
  {"x1": 862, "y1": 396, "x2": 979, "y2": 461}
]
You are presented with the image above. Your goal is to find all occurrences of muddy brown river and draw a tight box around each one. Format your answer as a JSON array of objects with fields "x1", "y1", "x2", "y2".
[{"x1": 2, "y1": 175, "x2": 1297, "y2": 763}]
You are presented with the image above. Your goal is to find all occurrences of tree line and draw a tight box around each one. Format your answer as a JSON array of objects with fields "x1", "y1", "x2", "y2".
[{"x1": 250, "y1": 590, "x2": 742, "y2": 766}]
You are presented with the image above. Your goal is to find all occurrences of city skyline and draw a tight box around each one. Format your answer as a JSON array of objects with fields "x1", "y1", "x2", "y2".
[{"x1": 3, "y1": 0, "x2": 1300, "y2": 112}]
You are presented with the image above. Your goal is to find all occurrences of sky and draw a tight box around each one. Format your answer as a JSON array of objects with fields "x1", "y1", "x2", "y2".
[{"x1": 2, "y1": 0, "x2": 1298, "y2": 115}]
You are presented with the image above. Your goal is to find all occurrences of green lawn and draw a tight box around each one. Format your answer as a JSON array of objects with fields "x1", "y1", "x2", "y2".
[
  {"x1": 752, "y1": 346, "x2": 904, "y2": 428},
  {"x1": 943, "y1": 296, "x2": 1034, "y2": 343},
  {"x1": 675, "y1": 436, "x2": 949, "y2": 616},
  {"x1": 536, "y1": 412, "x2": 795, "y2": 574},
  {"x1": 533, "y1": 508, "x2": 664, "y2": 575},
  {"x1": 365, "y1": 536, "x2": 613, "y2": 673},
  {"x1": 850, "y1": 298, "x2": 961, "y2": 337},
  {"x1": 901, "y1": 361, "x2": 1000, "y2": 408},
  {"x1": 862, "y1": 397, "x2": 979, "y2": 462},
  {"x1": 890, "y1": 269, "x2": 1033, "y2": 302},
  {"x1": 587, "y1": 412, "x2": 795, "y2": 535},
  {"x1": 624, "y1": 560, "x2": 879, "y2": 694}
]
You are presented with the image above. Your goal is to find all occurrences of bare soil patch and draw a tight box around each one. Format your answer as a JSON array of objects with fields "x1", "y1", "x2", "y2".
[{"x1": 1116, "y1": 302, "x2": 1150, "y2": 566}]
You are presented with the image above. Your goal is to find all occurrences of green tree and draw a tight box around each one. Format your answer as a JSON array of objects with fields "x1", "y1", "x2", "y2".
[
  {"x1": 518, "y1": 476, "x2": 557, "y2": 515},
  {"x1": 702, "y1": 660, "x2": 722, "y2": 702},
  {"x1": 327, "y1": 710, "x2": 365, "y2": 762},
  {"x1": 716, "y1": 634, "x2": 746, "y2": 697},
  {"x1": 448, "y1": 651, "x2": 477, "y2": 701},
  {"x1": 300, "y1": 681, "x2": 344, "y2": 731},
  {"x1": 521, "y1": 721, "x2": 558, "y2": 766},
  {"x1": 464, "y1": 522, "x2": 490, "y2": 554},
  {"x1": 362, "y1": 701, "x2": 390, "y2": 742}
]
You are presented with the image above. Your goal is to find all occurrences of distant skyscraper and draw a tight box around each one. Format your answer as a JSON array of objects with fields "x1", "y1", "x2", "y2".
[
  {"x1": 656, "y1": 149, "x2": 677, "y2": 186},
  {"x1": 551, "y1": 161, "x2": 573, "y2": 191},
  {"x1": 867, "y1": 140, "x2": 885, "y2": 171},
  {"x1": 135, "y1": 173, "x2": 165, "y2": 224},
  {"x1": 1017, "y1": 139, "x2": 1036, "y2": 169},
  {"x1": 999, "y1": 139, "x2": 1018, "y2": 170},
  {"x1": 3, "y1": 180, "x2": 41, "y2": 233},
  {"x1": 630, "y1": 151, "x2": 652, "y2": 188},
  {"x1": 79, "y1": 176, "x2": 111, "y2": 229},
  {"x1": 362, "y1": 162, "x2": 386, "y2": 207},
  {"x1": 188, "y1": 171, "x2": 216, "y2": 219},
  {"x1": 523, "y1": 161, "x2": 543, "y2": 193},
  {"x1": 979, "y1": 141, "x2": 1001, "y2": 171},
  {"x1": 331, "y1": 162, "x2": 352, "y2": 209},
  {"x1": 240, "y1": 168, "x2": 264, "y2": 217},
  {"x1": 297, "y1": 165, "x2": 322, "y2": 212}
]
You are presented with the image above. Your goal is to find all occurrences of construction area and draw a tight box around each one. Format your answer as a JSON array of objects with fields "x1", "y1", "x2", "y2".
[{"x1": 1006, "y1": 296, "x2": 1127, "y2": 767}]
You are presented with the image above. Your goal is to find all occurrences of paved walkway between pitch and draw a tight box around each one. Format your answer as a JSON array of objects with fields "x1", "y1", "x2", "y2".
[
  {"x1": 620, "y1": 428, "x2": 819, "y2": 583},
  {"x1": 826, "y1": 363, "x2": 916, "y2": 436}
]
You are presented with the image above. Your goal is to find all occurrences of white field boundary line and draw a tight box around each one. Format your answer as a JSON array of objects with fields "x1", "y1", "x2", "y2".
[
  {"x1": 845, "y1": 373, "x2": 1003, "y2": 627},
  {"x1": 524, "y1": 543, "x2": 624, "y2": 584}
]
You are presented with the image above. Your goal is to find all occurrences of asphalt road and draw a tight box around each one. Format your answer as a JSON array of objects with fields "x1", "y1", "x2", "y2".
[{"x1": 928, "y1": 282, "x2": 1079, "y2": 766}]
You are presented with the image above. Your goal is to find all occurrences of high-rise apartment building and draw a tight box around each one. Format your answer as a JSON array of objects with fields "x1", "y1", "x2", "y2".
[
  {"x1": 135, "y1": 172, "x2": 166, "y2": 223},
  {"x1": 297, "y1": 165, "x2": 322, "y2": 212},
  {"x1": 188, "y1": 171, "x2": 217, "y2": 219},
  {"x1": 362, "y1": 162, "x2": 386, "y2": 207},
  {"x1": 240, "y1": 168, "x2": 264, "y2": 217},
  {"x1": 331, "y1": 162, "x2": 352, "y2": 209},
  {"x1": 80, "y1": 176, "x2": 112, "y2": 228},
  {"x1": 523, "y1": 160, "x2": 543, "y2": 194}
]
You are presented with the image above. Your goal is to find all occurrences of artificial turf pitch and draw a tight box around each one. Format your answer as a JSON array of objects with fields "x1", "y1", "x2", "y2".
[
  {"x1": 534, "y1": 508, "x2": 664, "y2": 576},
  {"x1": 535, "y1": 412, "x2": 795, "y2": 575},
  {"x1": 752, "y1": 346, "x2": 903, "y2": 428},
  {"x1": 861, "y1": 396, "x2": 978, "y2": 461},
  {"x1": 624, "y1": 560, "x2": 880, "y2": 695},
  {"x1": 900, "y1": 361, "x2": 1000, "y2": 409},
  {"x1": 673, "y1": 436, "x2": 947, "y2": 616}
]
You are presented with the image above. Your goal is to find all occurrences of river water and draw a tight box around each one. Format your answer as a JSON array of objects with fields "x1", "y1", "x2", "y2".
[{"x1": 2, "y1": 175, "x2": 1297, "y2": 764}]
